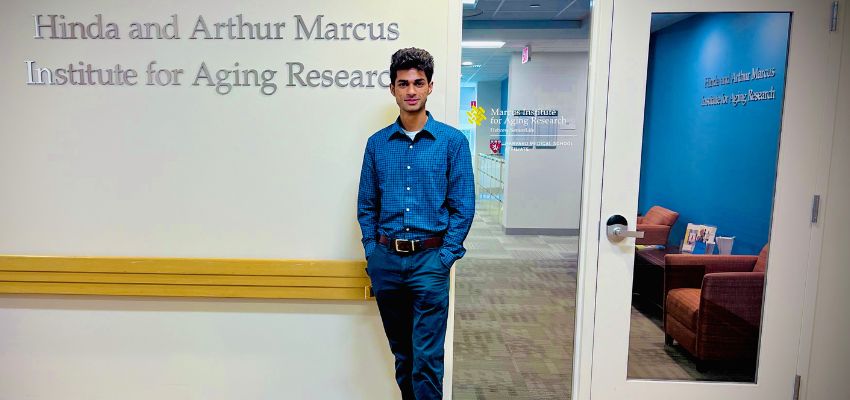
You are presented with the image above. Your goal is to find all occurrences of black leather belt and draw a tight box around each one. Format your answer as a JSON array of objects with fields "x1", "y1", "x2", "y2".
[{"x1": 379, "y1": 235, "x2": 443, "y2": 254}]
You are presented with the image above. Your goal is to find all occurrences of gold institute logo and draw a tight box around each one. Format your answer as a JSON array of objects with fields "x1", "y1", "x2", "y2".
[{"x1": 466, "y1": 101, "x2": 486, "y2": 126}]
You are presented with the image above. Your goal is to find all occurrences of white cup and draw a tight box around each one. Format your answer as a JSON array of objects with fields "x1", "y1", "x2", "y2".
[{"x1": 716, "y1": 236, "x2": 735, "y2": 255}]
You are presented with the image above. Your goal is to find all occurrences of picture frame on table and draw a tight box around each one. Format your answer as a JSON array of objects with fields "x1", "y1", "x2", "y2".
[{"x1": 681, "y1": 223, "x2": 717, "y2": 254}]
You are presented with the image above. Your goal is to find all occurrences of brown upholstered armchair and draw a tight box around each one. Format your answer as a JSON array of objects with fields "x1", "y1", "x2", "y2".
[
  {"x1": 664, "y1": 245, "x2": 769, "y2": 367},
  {"x1": 636, "y1": 206, "x2": 679, "y2": 246}
]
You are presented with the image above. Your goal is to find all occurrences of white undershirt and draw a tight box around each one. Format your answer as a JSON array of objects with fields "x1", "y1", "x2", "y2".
[{"x1": 402, "y1": 128, "x2": 421, "y2": 141}]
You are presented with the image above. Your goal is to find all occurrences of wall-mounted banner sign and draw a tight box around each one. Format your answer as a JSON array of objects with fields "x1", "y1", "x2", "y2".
[{"x1": 25, "y1": 14, "x2": 402, "y2": 95}]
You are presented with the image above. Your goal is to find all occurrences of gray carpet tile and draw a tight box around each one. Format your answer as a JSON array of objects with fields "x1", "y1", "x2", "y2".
[
  {"x1": 498, "y1": 235, "x2": 550, "y2": 245},
  {"x1": 453, "y1": 203, "x2": 577, "y2": 399}
]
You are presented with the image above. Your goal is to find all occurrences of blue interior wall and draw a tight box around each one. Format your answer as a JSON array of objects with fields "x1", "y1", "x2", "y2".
[{"x1": 638, "y1": 13, "x2": 790, "y2": 255}]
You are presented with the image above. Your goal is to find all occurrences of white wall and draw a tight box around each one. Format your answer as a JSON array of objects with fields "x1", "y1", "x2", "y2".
[
  {"x1": 0, "y1": 0, "x2": 454, "y2": 260},
  {"x1": 801, "y1": 11, "x2": 850, "y2": 399},
  {"x1": 502, "y1": 51, "x2": 588, "y2": 232},
  {"x1": 0, "y1": 296, "x2": 395, "y2": 400},
  {"x1": 0, "y1": 1, "x2": 462, "y2": 399}
]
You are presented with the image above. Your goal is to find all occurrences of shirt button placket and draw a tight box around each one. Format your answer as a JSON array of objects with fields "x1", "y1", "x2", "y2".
[{"x1": 404, "y1": 139, "x2": 413, "y2": 238}]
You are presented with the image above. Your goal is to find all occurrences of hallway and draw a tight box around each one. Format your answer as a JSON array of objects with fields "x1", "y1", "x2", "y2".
[{"x1": 452, "y1": 204, "x2": 577, "y2": 400}]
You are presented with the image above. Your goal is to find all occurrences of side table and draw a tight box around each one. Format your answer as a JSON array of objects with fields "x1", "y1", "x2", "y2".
[{"x1": 632, "y1": 246, "x2": 678, "y2": 315}]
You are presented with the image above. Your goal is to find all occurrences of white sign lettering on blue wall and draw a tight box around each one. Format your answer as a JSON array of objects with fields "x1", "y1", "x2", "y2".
[{"x1": 701, "y1": 66, "x2": 778, "y2": 107}]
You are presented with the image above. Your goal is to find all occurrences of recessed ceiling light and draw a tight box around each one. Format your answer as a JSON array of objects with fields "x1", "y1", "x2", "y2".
[
  {"x1": 461, "y1": 41, "x2": 505, "y2": 48},
  {"x1": 461, "y1": 61, "x2": 474, "y2": 66}
]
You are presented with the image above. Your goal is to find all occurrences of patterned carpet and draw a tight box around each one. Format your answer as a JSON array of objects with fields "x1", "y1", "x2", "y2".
[
  {"x1": 452, "y1": 207, "x2": 577, "y2": 400},
  {"x1": 451, "y1": 203, "x2": 753, "y2": 399}
]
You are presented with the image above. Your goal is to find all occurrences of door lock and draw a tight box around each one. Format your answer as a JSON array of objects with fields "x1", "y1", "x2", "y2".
[{"x1": 606, "y1": 214, "x2": 645, "y2": 243}]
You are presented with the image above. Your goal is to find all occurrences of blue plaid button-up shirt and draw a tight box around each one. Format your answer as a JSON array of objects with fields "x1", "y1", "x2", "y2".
[{"x1": 357, "y1": 111, "x2": 475, "y2": 267}]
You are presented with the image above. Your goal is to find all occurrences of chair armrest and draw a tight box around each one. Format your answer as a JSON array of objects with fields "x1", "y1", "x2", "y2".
[
  {"x1": 636, "y1": 224, "x2": 670, "y2": 245},
  {"x1": 700, "y1": 272, "x2": 766, "y2": 331},
  {"x1": 705, "y1": 260, "x2": 759, "y2": 274},
  {"x1": 664, "y1": 254, "x2": 760, "y2": 306}
]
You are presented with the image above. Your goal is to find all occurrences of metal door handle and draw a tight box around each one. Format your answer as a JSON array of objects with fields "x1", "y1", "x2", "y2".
[
  {"x1": 610, "y1": 226, "x2": 644, "y2": 239},
  {"x1": 606, "y1": 215, "x2": 645, "y2": 243}
]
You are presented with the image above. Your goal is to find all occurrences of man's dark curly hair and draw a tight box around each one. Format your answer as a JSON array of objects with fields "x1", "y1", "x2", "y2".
[{"x1": 390, "y1": 48, "x2": 434, "y2": 83}]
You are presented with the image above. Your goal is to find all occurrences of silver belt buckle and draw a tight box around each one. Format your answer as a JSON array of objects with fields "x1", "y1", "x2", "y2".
[{"x1": 393, "y1": 239, "x2": 417, "y2": 253}]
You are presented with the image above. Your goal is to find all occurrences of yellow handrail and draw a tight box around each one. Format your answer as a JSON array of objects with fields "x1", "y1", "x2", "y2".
[{"x1": 0, "y1": 255, "x2": 372, "y2": 300}]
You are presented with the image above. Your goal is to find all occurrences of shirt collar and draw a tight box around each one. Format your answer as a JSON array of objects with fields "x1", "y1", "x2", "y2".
[{"x1": 389, "y1": 111, "x2": 437, "y2": 141}]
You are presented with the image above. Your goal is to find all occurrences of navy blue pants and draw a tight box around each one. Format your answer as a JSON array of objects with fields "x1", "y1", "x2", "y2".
[{"x1": 366, "y1": 244, "x2": 451, "y2": 400}]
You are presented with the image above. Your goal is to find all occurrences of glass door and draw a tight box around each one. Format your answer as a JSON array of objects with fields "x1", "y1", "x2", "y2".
[{"x1": 587, "y1": 0, "x2": 839, "y2": 398}]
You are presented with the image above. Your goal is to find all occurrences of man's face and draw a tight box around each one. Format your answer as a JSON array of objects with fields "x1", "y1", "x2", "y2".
[{"x1": 390, "y1": 68, "x2": 433, "y2": 114}]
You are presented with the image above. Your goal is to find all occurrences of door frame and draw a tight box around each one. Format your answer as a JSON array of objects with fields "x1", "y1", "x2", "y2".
[
  {"x1": 571, "y1": 0, "x2": 615, "y2": 398},
  {"x1": 572, "y1": 0, "x2": 844, "y2": 399}
]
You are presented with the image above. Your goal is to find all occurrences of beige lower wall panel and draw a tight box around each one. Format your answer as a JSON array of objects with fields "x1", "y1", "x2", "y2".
[{"x1": 0, "y1": 295, "x2": 398, "y2": 400}]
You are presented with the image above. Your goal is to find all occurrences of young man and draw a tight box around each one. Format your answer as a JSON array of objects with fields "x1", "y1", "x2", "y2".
[{"x1": 357, "y1": 48, "x2": 475, "y2": 399}]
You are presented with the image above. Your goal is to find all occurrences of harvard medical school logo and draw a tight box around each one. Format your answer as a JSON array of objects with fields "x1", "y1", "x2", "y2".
[
  {"x1": 466, "y1": 100, "x2": 486, "y2": 126},
  {"x1": 489, "y1": 139, "x2": 502, "y2": 153}
]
